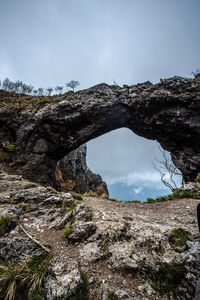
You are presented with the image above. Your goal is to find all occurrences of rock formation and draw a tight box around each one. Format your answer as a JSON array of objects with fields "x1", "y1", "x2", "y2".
[
  {"x1": 0, "y1": 76, "x2": 200, "y2": 187},
  {"x1": 55, "y1": 144, "x2": 108, "y2": 195}
]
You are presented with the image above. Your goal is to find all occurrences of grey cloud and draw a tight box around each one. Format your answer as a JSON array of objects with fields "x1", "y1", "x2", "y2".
[{"x1": 0, "y1": 0, "x2": 199, "y2": 199}]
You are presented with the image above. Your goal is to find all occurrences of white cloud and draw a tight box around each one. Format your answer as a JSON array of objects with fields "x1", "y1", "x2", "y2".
[{"x1": 133, "y1": 187, "x2": 143, "y2": 194}]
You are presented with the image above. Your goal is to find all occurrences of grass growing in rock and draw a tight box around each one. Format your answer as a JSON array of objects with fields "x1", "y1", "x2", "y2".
[
  {"x1": 169, "y1": 227, "x2": 190, "y2": 247},
  {"x1": 63, "y1": 221, "x2": 72, "y2": 237},
  {"x1": 3, "y1": 144, "x2": 16, "y2": 152},
  {"x1": 0, "y1": 214, "x2": 16, "y2": 237},
  {"x1": 152, "y1": 263, "x2": 186, "y2": 297},
  {"x1": 68, "y1": 270, "x2": 89, "y2": 300},
  {"x1": 106, "y1": 291, "x2": 118, "y2": 300},
  {"x1": 66, "y1": 202, "x2": 77, "y2": 212},
  {"x1": 0, "y1": 255, "x2": 49, "y2": 300},
  {"x1": 76, "y1": 194, "x2": 83, "y2": 201}
]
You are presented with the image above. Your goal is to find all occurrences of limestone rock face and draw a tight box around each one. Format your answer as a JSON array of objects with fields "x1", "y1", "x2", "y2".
[
  {"x1": 0, "y1": 76, "x2": 200, "y2": 187},
  {"x1": 44, "y1": 256, "x2": 81, "y2": 300},
  {"x1": 55, "y1": 144, "x2": 108, "y2": 195}
]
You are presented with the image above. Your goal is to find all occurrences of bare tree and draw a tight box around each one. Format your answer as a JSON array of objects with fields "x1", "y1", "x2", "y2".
[
  {"x1": 33, "y1": 89, "x2": 38, "y2": 96},
  {"x1": 14, "y1": 80, "x2": 23, "y2": 93},
  {"x1": 38, "y1": 88, "x2": 44, "y2": 96},
  {"x1": 55, "y1": 86, "x2": 64, "y2": 94},
  {"x1": 66, "y1": 80, "x2": 80, "y2": 92},
  {"x1": 46, "y1": 87, "x2": 54, "y2": 96},
  {"x1": 152, "y1": 147, "x2": 182, "y2": 191},
  {"x1": 2, "y1": 78, "x2": 12, "y2": 91},
  {"x1": 191, "y1": 69, "x2": 200, "y2": 79}
]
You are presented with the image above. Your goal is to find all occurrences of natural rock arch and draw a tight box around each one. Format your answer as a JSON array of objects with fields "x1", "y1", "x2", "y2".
[{"x1": 0, "y1": 76, "x2": 200, "y2": 188}]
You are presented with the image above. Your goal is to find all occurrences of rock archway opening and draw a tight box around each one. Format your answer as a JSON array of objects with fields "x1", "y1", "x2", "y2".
[
  {"x1": 87, "y1": 128, "x2": 182, "y2": 202},
  {"x1": 0, "y1": 77, "x2": 199, "y2": 191}
]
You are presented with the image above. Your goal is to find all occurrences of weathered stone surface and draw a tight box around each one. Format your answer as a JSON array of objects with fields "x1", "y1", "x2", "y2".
[
  {"x1": 1, "y1": 76, "x2": 200, "y2": 187},
  {"x1": 0, "y1": 170, "x2": 200, "y2": 299},
  {"x1": 79, "y1": 242, "x2": 102, "y2": 261},
  {"x1": 0, "y1": 237, "x2": 47, "y2": 263},
  {"x1": 56, "y1": 144, "x2": 108, "y2": 195},
  {"x1": 68, "y1": 221, "x2": 97, "y2": 242},
  {"x1": 44, "y1": 256, "x2": 81, "y2": 300}
]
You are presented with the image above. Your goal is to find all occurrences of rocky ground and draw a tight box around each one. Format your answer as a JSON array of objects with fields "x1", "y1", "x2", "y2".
[{"x1": 0, "y1": 170, "x2": 200, "y2": 299}]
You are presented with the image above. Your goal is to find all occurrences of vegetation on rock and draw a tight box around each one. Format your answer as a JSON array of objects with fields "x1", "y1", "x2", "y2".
[
  {"x1": 0, "y1": 215, "x2": 16, "y2": 237},
  {"x1": 152, "y1": 263, "x2": 186, "y2": 297},
  {"x1": 169, "y1": 227, "x2": 190, "y2": 247},
  {"x1": 66, "y1": 202, "x2": 77, "y2": 212},
  {"x1": 0, "y1": 255, "x2": 49, "y2": 300},
  {"x1": 63, "y1": 221, "x2": 72, "y2": 237},
  {"x1": 68, "y1": 270, "x2": 89, "y2": 300}
]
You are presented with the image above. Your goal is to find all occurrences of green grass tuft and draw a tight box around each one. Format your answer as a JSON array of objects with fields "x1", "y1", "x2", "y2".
[
  {"x1": 152, "y1": 263, "x2": 186, "y2": 296},
  {"x1": 4, "y1": 144, "x2": 16, "y2": 152},
  {"x1": 169, "y1": 227, "x2": 190, "y2": 247},
  {"x1": 0, "y1": 255, "x2": 49, "y2": 300},
  {"x1": 66, "y1": 202, "x2": 77, "y2": 212},
  {"x1": 63, "y1": 222, "x2": 72, "y2": 237}
]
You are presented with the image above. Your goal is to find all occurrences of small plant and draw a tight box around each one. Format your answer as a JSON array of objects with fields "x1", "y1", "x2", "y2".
[
  {"x1": 10, "y1": 195, "x2": 15, "y2": 204},
  {"x1": 76, "y1": 194, "x2": 83, "y2": 201},
  {"x1": 66, "y1": 202, "x2": 77, "y2": 212},
  {"x1": 25, "y1": 204, "x2": 32, "y2": 212},
  {"x1": 106, "y1": 291, "x2": 118, "y2": 300},
  {"x1": 152, "y1": 263, "x2": 186, "y2": 296},
  {"x1": 68, "y1": 270, "x2": 89, "y2": 300},
  {"x1": 0, "y1": 215, "x2": 16, "y2": 237},
  {"x1": 4, "y1": 144, "x2": 16, "y2": 152},
  {"x1": 169, "y1": 227, "x2": 190, "y2": 247},
  {"x1": 196, "y1": 173, "x2": 200, "y2": 183},
  {"x1": 62, "y1": 199, "x2": 67, "y2": 208},
  {"x1": 63, "y1": 222, "x2": 72, "y2": 237}
]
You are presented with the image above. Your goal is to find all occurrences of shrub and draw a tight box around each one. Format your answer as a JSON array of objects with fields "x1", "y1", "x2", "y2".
[
  {"x1": 66, "y1": 202, "x2": 77, "y2": 212},
  {"x1": 146, "y1": 197, "x2": 156, "y2": 203},
  {"x1": 63, "y1": 222, "x2": 72, "y2": 237},
  {"x1": 0, "y1": 215, "x2": 16, "y2": 237},
  {"x1": 126, "y1": 200, "x2": 141, "y2": 203},
  {"x1": 169, "y1": 227, "x2": 190, "y2": 247}
]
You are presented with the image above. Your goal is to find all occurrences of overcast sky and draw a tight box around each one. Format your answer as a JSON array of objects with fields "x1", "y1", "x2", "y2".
[{"x1": 0, "y1": 0, "x2": 199, "y2": 200}]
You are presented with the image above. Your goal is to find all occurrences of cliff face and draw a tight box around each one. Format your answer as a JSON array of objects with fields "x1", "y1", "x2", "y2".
[
  {"x1": 55, "y1": 144, "x2": 108, "y2": 196},
  {"x1": 0, "y1": 76, "x2": 200, "y2": 187}
]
